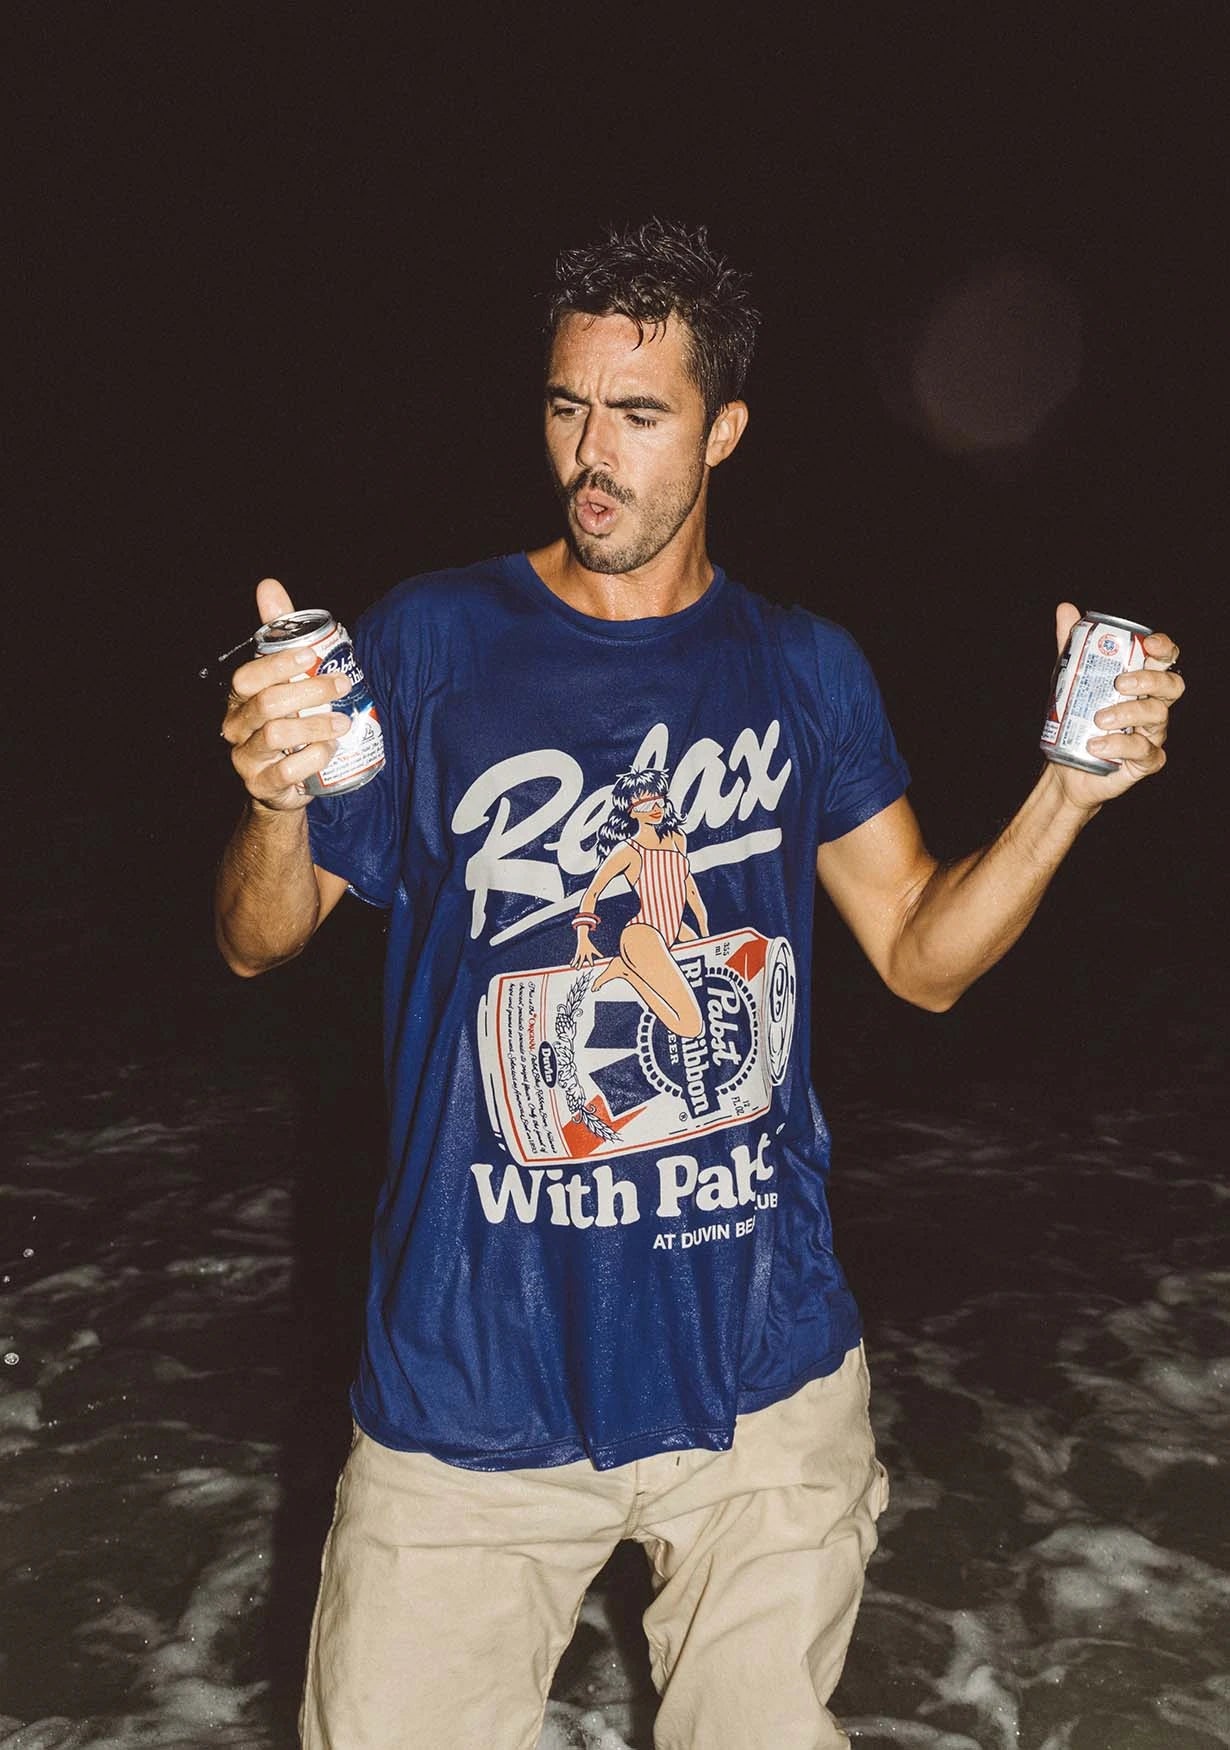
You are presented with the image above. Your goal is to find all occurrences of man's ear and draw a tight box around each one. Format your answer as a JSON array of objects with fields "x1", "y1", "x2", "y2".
[{"x1": 705, "y1": 400, "x2": 749, "y2": 467}]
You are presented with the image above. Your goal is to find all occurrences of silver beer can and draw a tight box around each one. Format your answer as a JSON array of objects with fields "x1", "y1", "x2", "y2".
[
  {"x1": 1040, "y1": 611, "x2": 1151, "y2": 775},
  {"x1": 254, "y1": 608, "x2": 385, "y2": 797}
]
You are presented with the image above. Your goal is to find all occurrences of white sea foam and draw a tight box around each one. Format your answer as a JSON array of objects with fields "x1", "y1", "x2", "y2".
[
  {"x1": 0, "y1": 1721, "x2": 94, "y2": 1749},
  {"x1": 538, "y1": 1704, "x2": 636, "y2": 1749}
]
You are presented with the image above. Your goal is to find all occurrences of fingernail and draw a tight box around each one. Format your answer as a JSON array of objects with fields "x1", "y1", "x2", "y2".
[
  {"x1": 332, "y1": 715, "x2": 351, "y2": 733},
  {"x1": 294, "y1": 650, "x2": 315, "y2": 667}
]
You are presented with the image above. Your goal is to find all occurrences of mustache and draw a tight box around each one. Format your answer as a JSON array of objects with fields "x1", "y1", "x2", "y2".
[{"x1": 569, "y1": 470, "x2": 636, "y2": 508}]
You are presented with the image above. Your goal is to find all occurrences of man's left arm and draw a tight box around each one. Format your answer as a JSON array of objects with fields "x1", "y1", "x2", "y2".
[{"x1": 816, "y1": 605, "x2": 1183, "y2": 1013}]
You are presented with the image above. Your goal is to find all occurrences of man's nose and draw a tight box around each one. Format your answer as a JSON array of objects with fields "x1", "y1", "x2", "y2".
[{"x1": 575, "y1": 408, "x2": 615, "y2": 473}]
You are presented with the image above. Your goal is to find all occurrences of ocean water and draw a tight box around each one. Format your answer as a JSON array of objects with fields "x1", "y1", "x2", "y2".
[{"x1": 3, "y1": 805, "x2": 1225, "y2": 1748}]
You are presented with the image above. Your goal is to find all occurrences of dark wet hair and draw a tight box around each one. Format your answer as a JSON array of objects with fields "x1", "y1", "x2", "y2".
[
  {"x1": 595, "y1": 768, "x2": 685, "y2": 860},
  {"x1": 546, "y1": 218, "x2": 760, "y2": 425}
]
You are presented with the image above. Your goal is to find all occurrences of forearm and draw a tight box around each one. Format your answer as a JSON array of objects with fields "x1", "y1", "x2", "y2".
[
  {"x1": 889, "y1": 764, "x2": 1101, "y2": 1011},
  {"x1": 214, "y1": 801, "x2": 323, "y2": 976}
]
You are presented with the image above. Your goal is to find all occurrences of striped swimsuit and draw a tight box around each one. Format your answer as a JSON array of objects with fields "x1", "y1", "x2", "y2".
[{"x1": 632, "y1": 843, "x2": 690, "y2": 944}]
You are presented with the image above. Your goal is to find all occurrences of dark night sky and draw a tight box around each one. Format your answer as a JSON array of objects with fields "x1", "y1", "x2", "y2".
[{"x1": 13, "y1": 8, "x2": 1223, "y2": 1083}]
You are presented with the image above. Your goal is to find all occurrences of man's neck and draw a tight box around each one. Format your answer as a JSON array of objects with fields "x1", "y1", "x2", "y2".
[{"x1": 526, "y1": 538, "x2": 715, "y2": 623}]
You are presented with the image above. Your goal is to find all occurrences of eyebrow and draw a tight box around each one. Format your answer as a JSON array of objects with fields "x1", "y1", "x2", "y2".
[{"x1": 545, "y1": 384, "x2": 675, "y2": 414}]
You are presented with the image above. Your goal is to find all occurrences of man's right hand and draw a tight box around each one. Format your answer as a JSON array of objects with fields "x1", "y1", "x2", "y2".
[{"x1": 220, "y1": 578, "x2": 353, "y2": 812}]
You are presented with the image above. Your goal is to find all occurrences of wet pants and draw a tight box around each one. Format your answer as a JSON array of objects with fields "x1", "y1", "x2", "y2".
[{"x1": 300, "y1": 1343, "x2": 887, "y2": 1749}]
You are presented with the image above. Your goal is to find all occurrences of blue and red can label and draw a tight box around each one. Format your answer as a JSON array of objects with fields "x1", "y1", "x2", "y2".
[
  {"x1": 255, "y1": 609, "x2": 385, "y2": 796},
  {"x1": 1041, "y1": 611, "x2": 1151, "y2": 775}
]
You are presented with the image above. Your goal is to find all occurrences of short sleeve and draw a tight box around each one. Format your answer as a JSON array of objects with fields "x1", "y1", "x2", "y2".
[
  {"x1": 814, "y1": 624, "x2": 911, "y2": 845},
  {"x1": 306, "y1": 593, "x2": 418, "y2": 908}
]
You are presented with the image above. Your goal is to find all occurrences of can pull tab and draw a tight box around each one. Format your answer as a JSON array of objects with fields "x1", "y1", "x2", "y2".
[{"x1": 198, "y1": 632, "x2": 256, "y2": 683}]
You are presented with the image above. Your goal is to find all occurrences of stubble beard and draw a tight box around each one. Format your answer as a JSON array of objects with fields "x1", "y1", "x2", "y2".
[{"x1": 555, "y1": 452, "x2": 708, "y2": 576}]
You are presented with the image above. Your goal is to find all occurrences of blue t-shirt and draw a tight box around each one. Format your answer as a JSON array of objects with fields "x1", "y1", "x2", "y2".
[{"x1": 308, "y1": 553, "x2": 909, "y2": 1471}]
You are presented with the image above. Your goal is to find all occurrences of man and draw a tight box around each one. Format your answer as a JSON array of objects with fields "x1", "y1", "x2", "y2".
[{"x1": 216, "y1": 219, "x2": 1183, "y2": 1749}]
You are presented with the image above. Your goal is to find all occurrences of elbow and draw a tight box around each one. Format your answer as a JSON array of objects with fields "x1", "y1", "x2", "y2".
[
  {"x1": 909, "y1": 987, "x2": 961, "y2": 1015},
  {"x1": 882, "y1": 928, "x2": 977, "y2": 1015},
  {"x1": 215, "y1": 931, "x2": 271, "y2": 978},
  {"x1": 890, "y1": 981, "x2": 961, "y2": 1015},
  {"x1": 214, "y1": 917, "x2": 309, "y2": 979},
  {"x1": 222, "y1": 952, "x2": 268, "y2": 979},
  {"x1": 882, "y1": 960, "x2": 967, "y2": 1014},
  {"x1": 218, "y1": 942, "x2": 303, "y2": 979}
]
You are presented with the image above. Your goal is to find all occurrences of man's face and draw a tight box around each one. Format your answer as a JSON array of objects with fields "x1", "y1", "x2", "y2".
[{"x1": 544, "y1": 312, "x2": 712, "y2": 575}]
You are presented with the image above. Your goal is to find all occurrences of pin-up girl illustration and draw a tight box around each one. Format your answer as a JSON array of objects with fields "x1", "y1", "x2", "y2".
[{"x1": 570, "y1": 767, "x2": 710, "y2": 1039}]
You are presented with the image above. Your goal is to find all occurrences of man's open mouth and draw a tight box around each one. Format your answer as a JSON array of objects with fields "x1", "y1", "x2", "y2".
[{"x1": 574, "y1": 492, "x2": 620, "y2": 536}]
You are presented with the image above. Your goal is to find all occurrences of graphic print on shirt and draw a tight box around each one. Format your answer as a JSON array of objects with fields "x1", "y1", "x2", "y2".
[{"x1": 476, "y1": 762, "x2": 797, "y2": 1167}]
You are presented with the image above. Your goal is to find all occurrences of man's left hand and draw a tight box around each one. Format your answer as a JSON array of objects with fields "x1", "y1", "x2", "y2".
[{"x1": 1048, "y1": 601, "x2": 1185, "y2": 809}]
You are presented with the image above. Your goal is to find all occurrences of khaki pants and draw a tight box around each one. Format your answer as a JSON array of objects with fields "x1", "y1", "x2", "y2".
[{"x1": 301, "y1": 1344, "x2": 887, "y2": 1749}]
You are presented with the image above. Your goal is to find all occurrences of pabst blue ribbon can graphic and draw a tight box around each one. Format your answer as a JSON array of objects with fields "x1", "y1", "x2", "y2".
[
  {"x1": 255, "y1": 608, "x2": 385, "y2": 796},
  {"x1": 1040, "y1": 611, "x2": 1151, "y2": 775},
  {"x1": 478, "y1": 928, "x2": 797, "y2": 1166}
]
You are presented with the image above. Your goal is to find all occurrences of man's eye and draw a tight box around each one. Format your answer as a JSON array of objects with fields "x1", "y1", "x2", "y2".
[
  {"x1": 550, "y1": 404, "x2": 581, "y2": 418},
  {"x1": 627, "y1": 413, "x2": 658, "y2": 429}
]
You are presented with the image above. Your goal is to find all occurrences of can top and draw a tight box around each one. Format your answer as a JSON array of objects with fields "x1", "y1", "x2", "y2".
[
  {"x1": 255, "y1": 608, "x2": 335, "y2": 651},
  {"x1": 1085, "y1": 611, "x2": 1153, "y2": 636}
]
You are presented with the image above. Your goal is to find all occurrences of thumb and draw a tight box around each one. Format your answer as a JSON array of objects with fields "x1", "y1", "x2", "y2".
[
  {"x1": 1054, "y1": 600, "x2": 1081, "y2": 654},
  {"x1": 256, "y1": 576, "x2": 295, "y2": 625}
]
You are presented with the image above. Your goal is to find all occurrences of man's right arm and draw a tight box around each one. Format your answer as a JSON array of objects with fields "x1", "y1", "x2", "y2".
[
  {"x1": 215, "y1": 806, "x2": 349, "y2": 976},
  {"x1": 214, "y1": 578, "x2": 353, "y2": 977}
]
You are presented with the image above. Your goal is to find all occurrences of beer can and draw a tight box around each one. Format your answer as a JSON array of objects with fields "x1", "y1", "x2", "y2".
[
  {"x1": 1040, "y1": 611, "x2": 1151, "y2": 775},
  {"x1": 477, "y1": 929, "x2": 797, "y2": 1167},
  {"x1": 255, "y1": 609, "x2": 385, "y2": 796}
]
